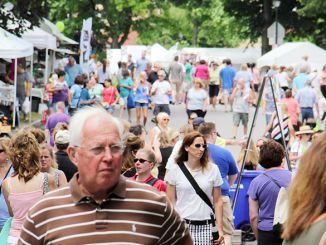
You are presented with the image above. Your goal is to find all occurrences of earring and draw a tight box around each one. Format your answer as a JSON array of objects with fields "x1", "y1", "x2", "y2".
[{"x1": 5, "y1": 158, "x2": 8, "y2": 162}]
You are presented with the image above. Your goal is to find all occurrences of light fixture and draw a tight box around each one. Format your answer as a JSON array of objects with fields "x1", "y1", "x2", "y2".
[{"x1": 273, "y1": 0, "x2": 281, "y2": 8}]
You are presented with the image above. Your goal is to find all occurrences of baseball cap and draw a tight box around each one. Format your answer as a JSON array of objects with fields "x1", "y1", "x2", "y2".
[
  {"x1": 55, "y1": 130, "x2": 70, "y2": 144},
  {"x1": 193, "y1": 117, "x2": 205, "y2": 128}
]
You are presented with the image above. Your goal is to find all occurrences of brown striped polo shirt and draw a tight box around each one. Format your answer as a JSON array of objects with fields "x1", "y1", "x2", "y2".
[{"x1": 18, "y1": 174, "x2": 191, "y2": 245}]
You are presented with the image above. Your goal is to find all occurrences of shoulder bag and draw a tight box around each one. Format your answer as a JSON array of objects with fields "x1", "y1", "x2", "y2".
[{"x1": 263, "y1": 172, "x2": 295, "y2": 237}]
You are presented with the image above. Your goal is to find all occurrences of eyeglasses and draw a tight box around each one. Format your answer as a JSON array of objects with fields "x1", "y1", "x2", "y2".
[
  {"x1": 133, "y1": 158, "x2": 150, "y2": 163},
  {"x1": 193, "y1": 144, "x2": 207, "y2": 149},
  {"x1": 74, "y1": 143, "x2": 125, "y2": 156},
  {"x1": 154, "y1": 66, "x2": 158, "y2": 68},
  {"x1": 158, "y1": 75, "x2": 164, "y2": 77},
  {"x1": 0, "y1": 149, "x2": 5, "y2": 153}
]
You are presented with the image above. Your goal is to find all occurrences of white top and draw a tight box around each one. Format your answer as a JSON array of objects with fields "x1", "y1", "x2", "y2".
[
  {"x1": 151, "y1": 80, "x2": 171, "y2": 104},
  {"x1": 277, "y1": 72, "x2": 289, "y2": 87},
  {"x1": 233, "y1": 87, "x2": 250, "y2": 113},
  {"x1": 166, "y1": 140, "x2": 183, "y2": 170},
  {"x1": 187, "y1": 88, "x2": 207, "y2": 110},
  {"x1": 97, "y1": 66, "x2": 112, "y2": 84},
  {"x1": 165, "y1": 162, "x2": 223, "y2": 220},
  {"x1": 290, "y1": 141, "x2": 312, "y2": 168},
  {"x1": 308, "y1": 72, "x2": 323, "y2": 90}
]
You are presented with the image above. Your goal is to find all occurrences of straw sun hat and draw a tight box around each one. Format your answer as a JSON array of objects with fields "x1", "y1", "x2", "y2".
[
  {"x1": 193, "y1": 78, "x2": 205, "y2": 89},
  {"x1": 295, "y1": 125, "x2": 315, "y2": 135}
]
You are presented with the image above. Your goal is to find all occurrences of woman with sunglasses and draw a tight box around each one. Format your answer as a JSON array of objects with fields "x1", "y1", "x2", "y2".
[
  {"x1": 130, "y1": 149, "x2": 166, "y2": 192},
  {"x1": 148, "y1": 112, "x2": 170, "y2": 147},
  {"x1": 121, "y1": 135, "x2": 145, "y2": 177},
  {"x1": 166, "y1": 132, "x2": 224, "y2": 244},
  {"x1": 0, "y1": 138, "x2": 14, "y2": 232},
  {"x1": 186, "y1": 78, "x2": 208, "y2": 118}
]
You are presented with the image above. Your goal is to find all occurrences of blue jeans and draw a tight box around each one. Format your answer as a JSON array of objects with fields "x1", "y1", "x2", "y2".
[
  {"x1": 266, "y1": 114, "x2": 272, "y2": 125},
  {"x1": 301, "y1": 107, "x2": 314, "y2": 123}
]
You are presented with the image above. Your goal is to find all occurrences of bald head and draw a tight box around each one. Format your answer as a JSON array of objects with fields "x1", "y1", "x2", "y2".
[
  {"x1": 238, "y1": 78, "x2": 245, "y2": 88},
  {"x1": 56, "y1": 101, "x2": 65, "y2": 112}
]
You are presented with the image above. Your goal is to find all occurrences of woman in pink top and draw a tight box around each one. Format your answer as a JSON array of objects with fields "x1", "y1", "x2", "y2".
[
  {"x1": 2, "y1": 132, "x2": 56, "y2": 245},
  {"x1": 248, "y1": 63, "x2": 261, "y2": 104},
  {"x1": 45, "y1": 73, "x2": 56, "y2": 116},
  {"x1": 194, "y1": 60, "x2": 209, "y2": 92},
  {"x1": 319, "y1": 65, "x2": 326, "y2": 98},
  {"x1": 280, "y1": 89, "x2": 301, "y2": 131}
]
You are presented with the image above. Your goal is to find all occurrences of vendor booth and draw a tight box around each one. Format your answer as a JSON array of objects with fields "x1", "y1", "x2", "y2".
[
  {"x1": 257, "y1": 42, "x2": 326, "y2": 71},
  {"x1": 0, "y1": 27, "x2": 34, "y2": 127}
]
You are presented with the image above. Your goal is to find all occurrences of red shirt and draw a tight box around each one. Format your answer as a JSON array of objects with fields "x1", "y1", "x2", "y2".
[
  {"x1": 280, "y1": 98, "x2": 300, "y2": 126},
  {"x1": 102, "y1": 87, "x2": 118, "y2": 105},
  {"x1": 130, "y1": 175, "x2": 166, "y2": 192}
]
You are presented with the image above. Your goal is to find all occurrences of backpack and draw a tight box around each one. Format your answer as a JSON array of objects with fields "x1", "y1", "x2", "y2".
[
  {"x1": 146, "y1": 177, "x2": 159, "y2": 186},
  {"x1": 263, "y1": 172, "x2": 295, "y2": 237}
]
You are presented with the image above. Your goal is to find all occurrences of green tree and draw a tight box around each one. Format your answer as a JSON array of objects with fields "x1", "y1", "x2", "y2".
[
  {"x1": 0, "y1": 0, "x2": 46, "y2": 36},
  {"x1": 49, "y1": 0, "x2": 164, "y2": 50}
]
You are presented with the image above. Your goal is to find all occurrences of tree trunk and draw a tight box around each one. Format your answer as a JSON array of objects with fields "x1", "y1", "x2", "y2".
[
  {"x1": 262, "y1": 0, "x2": 272, "y2": 55},
  {"x1": 44, "y1": 0, "x2": 50, "y2": 19},
  {"x1": 192, "y1": 19, "x2": 199, "y2": 46},
  {"x1": 112, "y1": 35, "x2": 119, "y2": 49}
]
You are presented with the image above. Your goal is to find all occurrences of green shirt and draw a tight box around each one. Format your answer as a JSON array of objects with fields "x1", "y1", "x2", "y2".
[
  {"x1": 209, "y1": 68, "x2": 220, "y2": 85},
  {"x1": 185, "y1": 63, "x2": 192, "y2": 82}
]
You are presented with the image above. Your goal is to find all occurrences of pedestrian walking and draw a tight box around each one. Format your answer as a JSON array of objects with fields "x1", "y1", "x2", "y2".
[
  {"x1": 319, "y1": 65, "x2": 326, "y2": 97},
  {"x1": 168, "y1": 56, "x2": 184, "y2": 104},
  {"x1": 262, "y1": 84, "x2": 285, "y2": 125},
  {"x1": 89, "y1": 75, "x2": 104, "y2": 103},
  {"x1": 68, "y1": 75, "x2": 84, "y2": 115},
  {"x1": 121, "y1": 135, "x2": 144, "y2": 177},
  {"x1": 248, "y1": 63, "x2": 261, "y2": 102},
  {"x1": 156, "y1": 131, "x2": 174, "y2": 180},
  {"x1": 308, "y1": 67, "x2": 323, "y2": 91},
  {"x1": 194, "y1": 60, "x2": 209, "y2": 93},
  {"x1": 96, "y1": 59, "x2": 111, "y2": 84},
  {"x1": 230, "y1": 78, "x2": 254, "y2": 139},
  {"x1": 293, "y1": 55, "x2": 311, "y2": 78},
  {"x1": 78, "y1": 79, "x2": 96, "y2": 108},
  {"x1": 134, "y1": 50, "x2": 149, "y2": 79},
  {"x1": 148, "y1": 112, "x2": 170, "y2": 147},
  {"x1": 186, "y1": 78, "x2": 208, "y2": 118},
  {"x1": 64, "y1": 57, "x2": 83, "y2": 86},
  {"x1": 248, "y1": 140, "x2": 292, "y2": 245},
  {"x1": 134, "y1": 71, "x2": 151, "y2": 127},
  {"x1": 219, "y1": 59, "x2": 236, "y2": 112},
  {"x1": 277, "y1": 66, "x2": 291, "y2": 91},
  {"x1": 280, "y1": 90, "x2": 301, "y2": 131},
  {"x1": 234, "y1": 63, "x2": 253, "y2": 89},
  {"x1": 166, "y1": 132, "x2": 224, "y2": 245},
  {"x1": 119, "y1": 68, "x2": 133, "y2": 121},
  {"x1": 292, "y1": 68, "x2": 310, "y2": 93},
  {"x1": 101, "y1": 79, "x2": 120, "y2": 115},
  {"x1": 208, "y1": 62, "x2": 220, "y2": 109}
]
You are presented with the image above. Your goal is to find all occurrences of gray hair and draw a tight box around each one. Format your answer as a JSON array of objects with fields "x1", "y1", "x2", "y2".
[
  {"x1": 300, "y1": 67, "x2": 307, "y2": 73},
  {"x1": 56, "y1": 101, "x2": 65, "y2": 111},
  {"x1": 287, "y1": 66, "x2": 293, "y2": 71},
  {"x1": 305, "y1": 79, "x2": 312, "y2": 86},
  {"x1": 157, "y1": 70, "x2": 165, "y2": 77},
  {"x1": 68, "y1": 56, "x2": 75, "y2": 62},
  {"x1": 69, "y1": 106, "x2": 124, "y2": 146},
  {"x1": 154, "y1": 62, "x2": 160, "y2": 68}
]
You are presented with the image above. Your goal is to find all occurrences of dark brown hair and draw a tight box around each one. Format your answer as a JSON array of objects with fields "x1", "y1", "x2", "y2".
[
  {"x1": 9, "y1": 132, "x2": 41, "y2": 183},
  {"x1": 75, "y1": 75, "x2": 85, "y2": 85},
  {"x1": 282, "y1": 132, "x2": 326, "y2": 241},
  {"x1": 122, "y1": 68, "x2": 130, "y2": 79},
  {"x1": 175, "y1": 132, "x2": 210, "y2": 171},
  {"x1": 121, "y1": 135, "x2": 145, "y2": 172},
  {"x1": 259, "y1": 140, "x2": 285, "y2": 168},
  {"x1": 200, "y1": 59, "x2": 206, "y2": 65},
  {"x1": 198, "y1": 122, "x2": 216, "y2": 138},
  {"x1": 29, "y1": 128, "x2": 45, "y2": 144}
]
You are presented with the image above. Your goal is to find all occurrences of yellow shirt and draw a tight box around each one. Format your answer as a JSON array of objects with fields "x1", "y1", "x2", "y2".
[
  {"x1": 209, "y1": 68, "x2": 220, "y2": 85},
  {"x1": 215, "y1": 136, "x2": 226, "y2": 148}
]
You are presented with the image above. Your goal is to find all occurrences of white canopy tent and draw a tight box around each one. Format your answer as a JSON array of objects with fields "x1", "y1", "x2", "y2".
[
  {"x1": 151, "y1": 43, "x2": 168, "y2": 63},
  {"x1": 0, "y1": 27, "x2": 34, "y2": 127},
  {"x1": 257, "y1": 42, "x2": 326, "y2": 71}
]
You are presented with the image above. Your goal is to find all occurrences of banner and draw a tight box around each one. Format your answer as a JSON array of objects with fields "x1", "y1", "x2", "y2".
[{"x1": 80, "y1": 18, "x2": 92, "y2": 74}]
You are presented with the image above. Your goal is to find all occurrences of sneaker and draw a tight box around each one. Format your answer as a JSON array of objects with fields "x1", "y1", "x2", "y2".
[{"x1": 151, "y1": 118, "x2": 156, "y2": 123}]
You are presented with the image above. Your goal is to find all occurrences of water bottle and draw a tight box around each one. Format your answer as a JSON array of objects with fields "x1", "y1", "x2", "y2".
[{"x1": 210, "y1": 214, "x2": 219, "y2": 241}]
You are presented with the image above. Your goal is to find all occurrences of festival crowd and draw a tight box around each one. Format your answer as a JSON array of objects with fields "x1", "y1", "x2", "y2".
[{"x1": 0, "y1": 52, "x2": 325, "y2": 245}]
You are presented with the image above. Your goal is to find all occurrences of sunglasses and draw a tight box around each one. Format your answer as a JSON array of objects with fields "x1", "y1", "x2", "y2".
[
  {"x1": 0, "y1": 149, "x2": 4, "y2": 153},
  {"x1": 193, "y1": 144, "x2": 207, "y2": 149},
  {"x1": 133, "y1": 158, "x2": 150, "y2": 163}
]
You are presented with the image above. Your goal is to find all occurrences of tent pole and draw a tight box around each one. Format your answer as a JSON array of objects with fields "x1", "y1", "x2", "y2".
[
  {"x1": 13, "y1": 58, "x2": 17, "y2": 128},
  {"x1": 232, "y1": 76, "x2": 267, "y2": 212},
  {"x1": 45, "y1": 48, "x2": 48, "y2": 87},
  {"x1": 30, "y1": 55, "x2": 33, "y2": 123}
]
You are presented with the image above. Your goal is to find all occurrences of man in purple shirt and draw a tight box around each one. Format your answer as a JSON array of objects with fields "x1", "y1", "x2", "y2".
[{"x1": 45, "y1": 102, "x2": 70, "y2": 146}]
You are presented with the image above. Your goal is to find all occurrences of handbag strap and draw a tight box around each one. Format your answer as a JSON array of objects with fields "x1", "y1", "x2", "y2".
[
  {"x1": 0, "y1": 165, "x2": 12, "y2": 196},
  {"x1": 263, "y1": 173, "x2": 281, "y2": 189},
  {"x1": 178, "y1": 163, "x2": 215, "y2": 213}
]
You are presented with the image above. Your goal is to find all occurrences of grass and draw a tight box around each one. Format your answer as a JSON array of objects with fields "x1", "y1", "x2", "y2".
[{"x1": 17, "y1": 111, "x2": 42, "y2": 129}]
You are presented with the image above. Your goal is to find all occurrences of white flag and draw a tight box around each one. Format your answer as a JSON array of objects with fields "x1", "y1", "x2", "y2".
[{"x1": 80, "y1": 18, "x2": 92, "y2": 74}]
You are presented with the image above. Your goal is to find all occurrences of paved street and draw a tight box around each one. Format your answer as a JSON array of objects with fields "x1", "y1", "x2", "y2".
[{"x1": 120, "y1": 102, "x2": 267, "y2": 160}]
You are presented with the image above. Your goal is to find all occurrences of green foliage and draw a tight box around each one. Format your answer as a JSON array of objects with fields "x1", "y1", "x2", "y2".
[{"x1": 298, "y1": 0, "x2": 326, "y2": 16}]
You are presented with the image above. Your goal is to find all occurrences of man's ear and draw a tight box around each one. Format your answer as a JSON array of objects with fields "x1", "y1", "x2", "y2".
[{"x1": 67, "y1": 146, "x2": 78, "y2": 167}]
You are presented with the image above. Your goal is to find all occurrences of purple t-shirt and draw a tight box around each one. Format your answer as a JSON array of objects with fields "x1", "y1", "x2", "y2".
[
  {"x1": 247, "y1": 169, "x2": 292, "y2": 231},
  {"x1": 45, "y1": 113, "x2": 70, "y2": 146}
]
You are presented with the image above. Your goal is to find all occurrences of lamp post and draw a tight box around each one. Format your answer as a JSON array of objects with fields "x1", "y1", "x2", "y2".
[{"x1": 273, "y1": 0, "x2": 281, "y2": 46}]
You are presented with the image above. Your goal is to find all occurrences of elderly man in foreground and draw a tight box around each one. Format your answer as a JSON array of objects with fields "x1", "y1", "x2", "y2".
[{"x1": 19, "y1": 106, "x2": 192, "y2": 245}]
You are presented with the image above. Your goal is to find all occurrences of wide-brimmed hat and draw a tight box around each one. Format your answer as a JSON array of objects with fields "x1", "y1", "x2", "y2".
[
  {"x1": 49, "y1": 73, "x2": 58, "y2": 83},
  {"x1": 295, "y1": 125, "x2": 315, "y2": 135},
  {"x1": 193, "y1": 78, "x2": 205, "y2": 89}
]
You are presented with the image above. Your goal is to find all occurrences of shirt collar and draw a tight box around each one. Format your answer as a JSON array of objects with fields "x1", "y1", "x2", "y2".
[{"x1": 70, "y1": 173, "x2": 127, "y2": 204}]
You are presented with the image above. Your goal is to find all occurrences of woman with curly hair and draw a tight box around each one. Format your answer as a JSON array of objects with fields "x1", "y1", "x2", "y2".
[
  {"x1": 165, "y1": 132, "x2": 224, "y2": 244},
  {"x1": 121, "y1": 135, "x2": 144, "y2": 177},
  {"x1": 40, "y1": 143, "x2": 67, "y2": 187},
  {"x1": 248, "y1": 140, "x2": 292, "y2": 245},
  {"x1": 282, "y1": 133, "x2": 326, "y2": 245},
  {"x1": 2, "y1": 132, "x2": 56, "y2": 244}
]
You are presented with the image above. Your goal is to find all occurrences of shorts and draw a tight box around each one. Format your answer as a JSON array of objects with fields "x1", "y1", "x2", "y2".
[
  {"x1": 209, "y1": 85, "x2": 219, "y2": 97},
  {"x1": 233, "y1": 112, "x2": 249, "y2": 126},
  {"x1": 223, "y1": 88, "x2": 233, "y2": 97},
  {"x1": 107, "y1": 105, "x2": 115, "y2": 112},
  {"x1": 253, "y1": 84, "x2": 259, "y2": 92},
  {"x1": 222, "y1": 196, "x2": 235, "y2": 236},
  {"x1": 119, "y1": 97, "x2": 128, "y2": 106},
  {"x1": 171, "y1": 80, "x2": 181, "y2": 92},
  {"x1": 182, "y1": 81, "x2": 192, "y2": 92},
  {"x1": 154, "y1": 104, "x2": 170, "y2": 116},
  {"x1": 135, "y1": 102, "x2": 148, "y2": 108},
  {"x1": 201, "y1": 79, "x2": 208, "y2": 88},
  {"x1": 47, "y1": 98, "x2": 53, "y2": 109}
]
